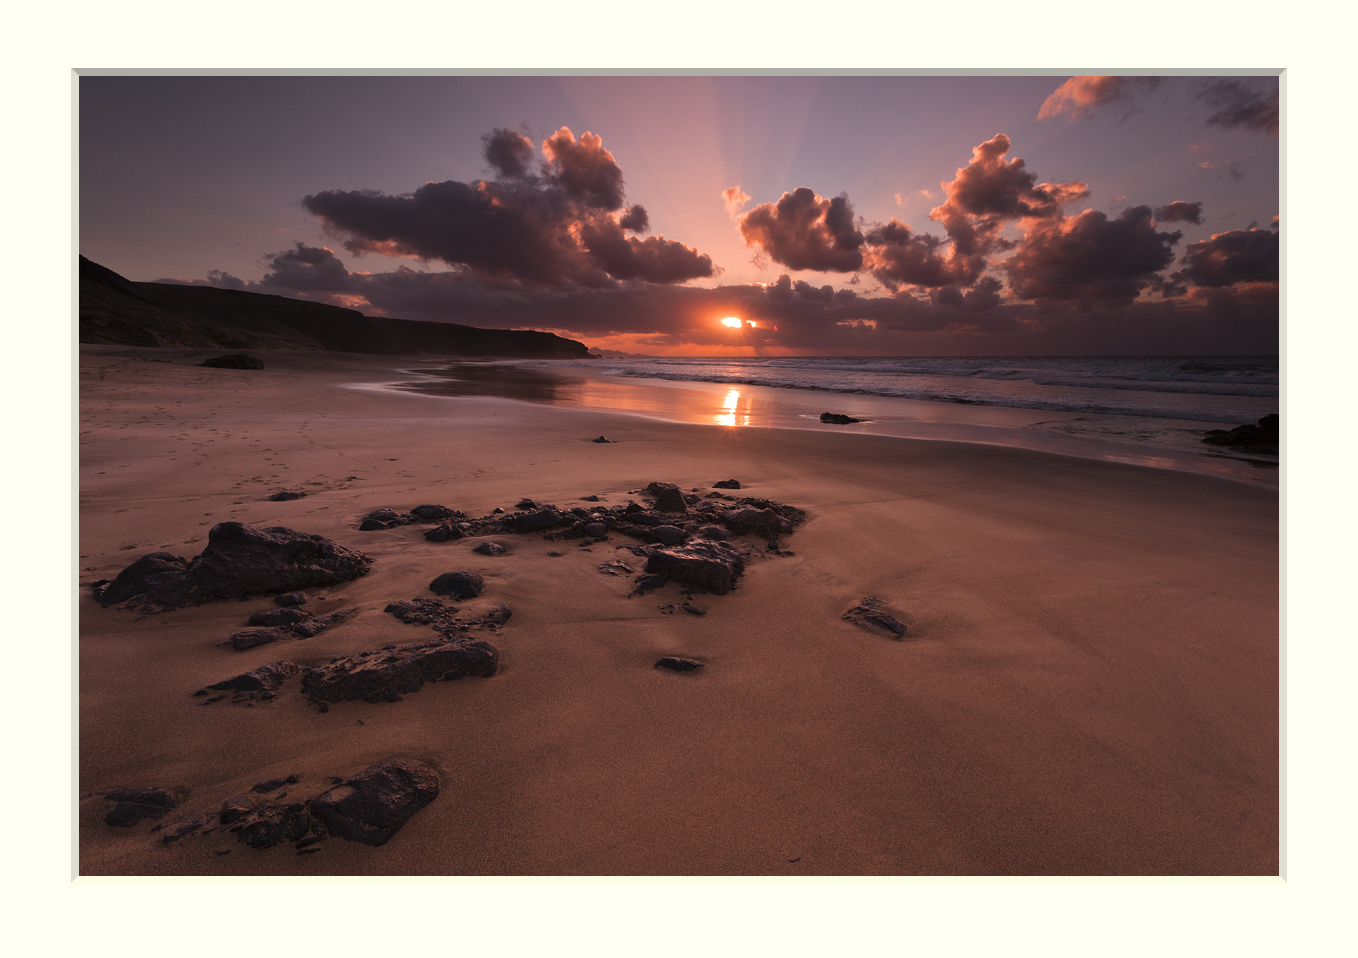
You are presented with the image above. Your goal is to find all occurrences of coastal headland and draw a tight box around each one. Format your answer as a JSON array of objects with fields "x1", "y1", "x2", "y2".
[{"x1": 79, "y1": 345, "x2": 1278, "y2": 876}]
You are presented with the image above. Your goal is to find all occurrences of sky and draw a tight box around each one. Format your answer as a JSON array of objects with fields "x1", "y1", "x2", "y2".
[{"x1": 79, "y1": 74, "x2": 1279, "y2": 356}]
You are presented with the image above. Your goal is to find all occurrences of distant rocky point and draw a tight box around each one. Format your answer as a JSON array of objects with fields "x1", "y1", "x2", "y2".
[
  {"x1": 79, "y1": 255, "x2": 591, "y2": 359},
  {"x1": 1202, "y1": 414, "x2": 1278, "y2": 455}
]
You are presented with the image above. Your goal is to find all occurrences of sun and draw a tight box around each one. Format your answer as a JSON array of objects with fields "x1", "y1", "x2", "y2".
[{"x1": 721, "y1": 316, "x2": 742, "y2": 328}]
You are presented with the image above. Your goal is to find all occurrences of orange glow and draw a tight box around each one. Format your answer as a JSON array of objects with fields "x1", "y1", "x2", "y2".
[{"x1": 721, "y1": 316, "x2": 742, "y2": 328}]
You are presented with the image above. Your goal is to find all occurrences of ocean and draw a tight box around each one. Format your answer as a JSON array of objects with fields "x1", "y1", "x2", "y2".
[{"x1": 378, "y1": 355, "x2": 1280, "y2": 485}]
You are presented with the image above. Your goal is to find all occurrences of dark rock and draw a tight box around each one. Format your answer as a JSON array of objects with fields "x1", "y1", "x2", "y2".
[
  {"x1": 645, "y1": 540, "x2": 745, "y2": 594},
  {"x1": 477, "y1": 603, "x2": 512, "y2": 628},
  {"x1": 713, "y1": 479, "x2": 741, "y2": 489},
  {"x1": 274, "y1": 591, "x2": 309, "y2": 607},
  {"x1": 580, "y1": 495, "x2": 600, "y2": 501},
  {"x1": 644, "y1": 481, "x2": 679, "y2": 496},
  {"x1": 654, "y1": 486, "x2": 688, "y2": 514},
  {"x1": 1201, "y1": 414, "x2": 1279, "y2": 454},
  {"x1": 624, "y1": 501, "x2": 645, "y2": 514},
  {"x1": 842, "y1": 597, "x2": 908, "y2": 639},
  {"x1": 472, "y1": 541, "x2": 506, "y2": 556},
  {"x1": 598, "y1": 560, "x2": 633, "y2": 576},
  {"x1": 696, "y1": 524, "x2": 731, "y2": 541},
  {"x1": 267, "y1": 491, "x2": 307, "y2": 501},
  {"x1": 203, "y1": 660, "x2": 300, "y2": 694},
  {"x1": 96, "y1": 552, "x2": 190, "y2": 608},
  {"x1": 584, "y1": 522, "x2": 607, "y2": 538},
  {"x1": 247, "y1": 607, "x2": 311, "y2": 627},
  {"x1": 301, "y1": 637, "x2": 498, "y2": 704},
  {"x1": 290, "y1": 610, "x2": 354, "y2": 638},
  {"x1": 424, "y1": 522, "x2": 463, "y2": 542},
  {"x1": 108, "y1": 522, "x2": 370, "y2": 609},
  {"x1": 721, "y1": 506, "x2": 791, "y2": 536},
  {"x1": 103, "y1": 787, "x2": 181, "y2": 827},
  {"x1": 514, "y1": 498, "x2": 538, "y2": 510},
  {"x1": 505, "y1": 508, "x2": 565, "y2": 533},
  {"x1": 295, "y1": 834, "x2": 325, "y2": 849},
  {"x1": 681, "y1": 602, "x2": 707, "y2": 616},
  {"x1": 200, "y1": 353, "x2": 265, "y2": 370},
  {"x1": 629, "y1": 573, "x2": 668, "y2": 596},
  {"x1": 429, "y1": 570, "x2": 484, "y2": 599},
  {"x1": 228, "y1": 627, "x2": 291, "y2": 652},
  {"x1": 310, "y1": 758, "x2": 440, "y2": 847},
  {"x1": 652, "y1": 525, "x2": 688, "y2": 546},
  {"x1": 820, "y1": 412, "x2": 861, "y2": 424},
  {"x1": 220, "y1": 794, "x2": 257, "y2": 824},
  {"x1": 410, "y1": 504, "x2": 459, "y2": 521},
  {"x1": 232, "y1": 802, "x2": 313, "y2": 849},
  {"x1": 360, "y1": 508, "x2": 403, "y2": 526},
  {"x1": 359, "y1": 518, "x2": 392, "y2": 531},
  {"x1": 159, "y1": 814, "x2": 206, "y2": 844},
  {"x1": 655, "y1": 656, "x2": 705, "y2": 672},
  {"x1": 591, "y1": 436, "x2": 612, "y2": 443},
  {"x1": 251, "y1": 777, "x2": 291, "y2": 793}
]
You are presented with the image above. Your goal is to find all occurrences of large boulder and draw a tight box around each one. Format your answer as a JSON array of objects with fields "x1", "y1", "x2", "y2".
[
  {"x1": 185, "y1": 522, "x2": 370, "y2": 605},
  {"x1": 505, "y1": 508, "x2": 566, "y2": 533},
  {"x1": 301, "y1": 637, "x2": 498, "y2": 703},
  {"x1": 645, "y1": 540, "x2": 745, "y2": 594},
  {"x1": 310, "y1": 758, "x2": 440, "y2": 847}
]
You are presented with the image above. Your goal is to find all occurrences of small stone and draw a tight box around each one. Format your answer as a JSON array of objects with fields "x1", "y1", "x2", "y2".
[
  {"x1": 580, "y1": 495, "x2": 600, "y2": 501},
  {"x1": 713, "y1": 479, "x2": 741, "y2": 489},
  {"x1": 267, "y1": 491, "x2": 307, "y2": 501},
  {"x1": 655, "y1": 656, "x2": 705, "y2": 672},
  {"x1": 592, "y1": 436, "x2": 612, "y2": 443},
  {"x1": 472, "y1": 541, "x2": 506, "y2": 556},
  {"x1": 842, "y1": 597, "x2": 908, "y2": 639},
  {"x1": 274, "y1": 591, "x2": 309, "y2": 607},
  {"x1": 681, "y1": 602, "x2": 707, "y2": 616}
]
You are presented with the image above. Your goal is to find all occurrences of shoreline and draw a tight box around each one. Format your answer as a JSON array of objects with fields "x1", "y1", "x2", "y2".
[
  {"x1": 78, "y1": 345, "x2": 1279, "y2": 876},
  {"x1": 363, "y1": 359, "x2": 1280, "y2": 487}
]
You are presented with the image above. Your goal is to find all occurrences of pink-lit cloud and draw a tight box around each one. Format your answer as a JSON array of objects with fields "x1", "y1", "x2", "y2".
[{"x1": 1037, "y1": 76, "x2": 1161, "y2": 122}]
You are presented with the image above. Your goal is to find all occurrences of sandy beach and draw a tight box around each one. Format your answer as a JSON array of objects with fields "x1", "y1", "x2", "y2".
[{"x1": 78, "y1": 345, "x2": 1278, "y2": 876}]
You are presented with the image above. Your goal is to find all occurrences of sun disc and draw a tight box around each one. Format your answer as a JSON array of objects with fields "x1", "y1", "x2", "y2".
[{"x1": 721, "y1": 316, "x2": 742, "y2": 328}]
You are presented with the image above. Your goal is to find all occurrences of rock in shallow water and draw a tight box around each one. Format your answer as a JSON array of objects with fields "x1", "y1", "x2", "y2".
[{"x1": 820, "y1": 412, "x2": 861, "y2": 424}]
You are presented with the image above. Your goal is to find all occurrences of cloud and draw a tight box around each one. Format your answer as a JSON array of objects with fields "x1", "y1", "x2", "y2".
[
  {"x1": 1175, "y1": 227, "x2": 1279, "y2": 287},
  {"x1": 481, "y1": 128, "x2": 535, "y2": 178},
  {"x1": 540, "y1": 127, "x2": 626, "y2": 210},
  {"x1": 862, "y1": 219, "x2": 960, "y2": 290},
  {"x1": 1154, "y1": 201, "x2": 1204, "y2": 225},
  {"x1": 257, "y1": 242, "x2": 355, "y2": 292},
  {"x1": 735, "y1": 187, "x2": 865, "y2": 272},
  {"x1": 1002, "y1": 206, "x2": 1182, "y2": 305},
  {"x1": 1199, "y1": 79, "x2": 1279, "y2": 136},
  {"x1": 1197, "y1": 158, "x2": 1246, "y2": 180},
  {"x1": 301, "y1": 126, "x2": 712, "y2": 289},
  {"x1": 1037, "y1": 76, "x2": 1161, "y2": 122},
  {"x1": 722, "y1": 186, "x2": 751, "y2": 217}
]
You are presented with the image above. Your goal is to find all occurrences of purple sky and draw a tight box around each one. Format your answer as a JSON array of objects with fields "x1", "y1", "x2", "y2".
[{"x1": 80, "y1": 75, "x2": 1278, "y2": 356}]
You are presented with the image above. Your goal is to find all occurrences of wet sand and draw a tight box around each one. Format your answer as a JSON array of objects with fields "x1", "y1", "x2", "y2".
[{"x1": 78, "y1": 346, "x2": 1278, "y2": 876}]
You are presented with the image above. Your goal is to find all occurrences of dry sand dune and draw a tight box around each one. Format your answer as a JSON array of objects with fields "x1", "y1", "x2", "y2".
[{"x1": 78, "y1": 346, "x2": 1278, "y2": 876}]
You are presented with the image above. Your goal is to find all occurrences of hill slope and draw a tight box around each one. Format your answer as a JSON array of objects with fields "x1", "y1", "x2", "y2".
[{"x1": 78, "y1": 256, "x2": 591, "y2": 359}]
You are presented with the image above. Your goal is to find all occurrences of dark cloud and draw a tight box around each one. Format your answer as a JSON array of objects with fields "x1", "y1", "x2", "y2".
[
  {"x1": 1199, "y1": 80, "x2": 1279, "y2": 136},
  {"x1": 1037, "y1": 77, "x2": 1162, "y2": 122},
  {"x1": 1176, "y1": 227, "x2": 1279, "y2": 288},
  {"x1": 936, "y1": 134, "x2": 1090, "y2": 220},
  {"x1": 482, "y1": 128, "x2": 535, "y2": 179},
  {"x1": 1003, "y1": 206, "x2": 1182, "y2": 304},
  {"x1": 301, "y1": 126, "x2": 712, "y2": 289},
  {"x1": 1154, "y1": 201, "x2": 1204, "y2": 225},
  {"x1": 541, "y1": 127, "x2": 625, "y2": 210},
  {"x1": 862, "y1": 220, "x2": 958, "y2": 289},
  {"x1": 619, "y1": 205, "x2": 649, "y2": 233},
  {"x1": 257, "y1": 243, "x2": 354, "y2": 292},
  {"x1": 736, "y1": 188, "x2": 865, "y2": 272}
]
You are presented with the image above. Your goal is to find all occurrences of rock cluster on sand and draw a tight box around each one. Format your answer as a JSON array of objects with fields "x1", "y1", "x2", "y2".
[
  {"x1": 842, "y1": 597, "x2": 909, "y2": 639},
  {"x1": 96, "y1": 522, "x2": 371, "y2": 610},
  {"x1": 122, "y1": 759, "x2": 441, "y2": 852},
  {"x1": 1202, "y1": 414, "x2": 1279, "y2": 455},
  {"x1": 199, "y1": 353, "x2": 265, "y2": 370},
  {"x1": 359, "y1": 504, "x2": 466, "y2": 531}
]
